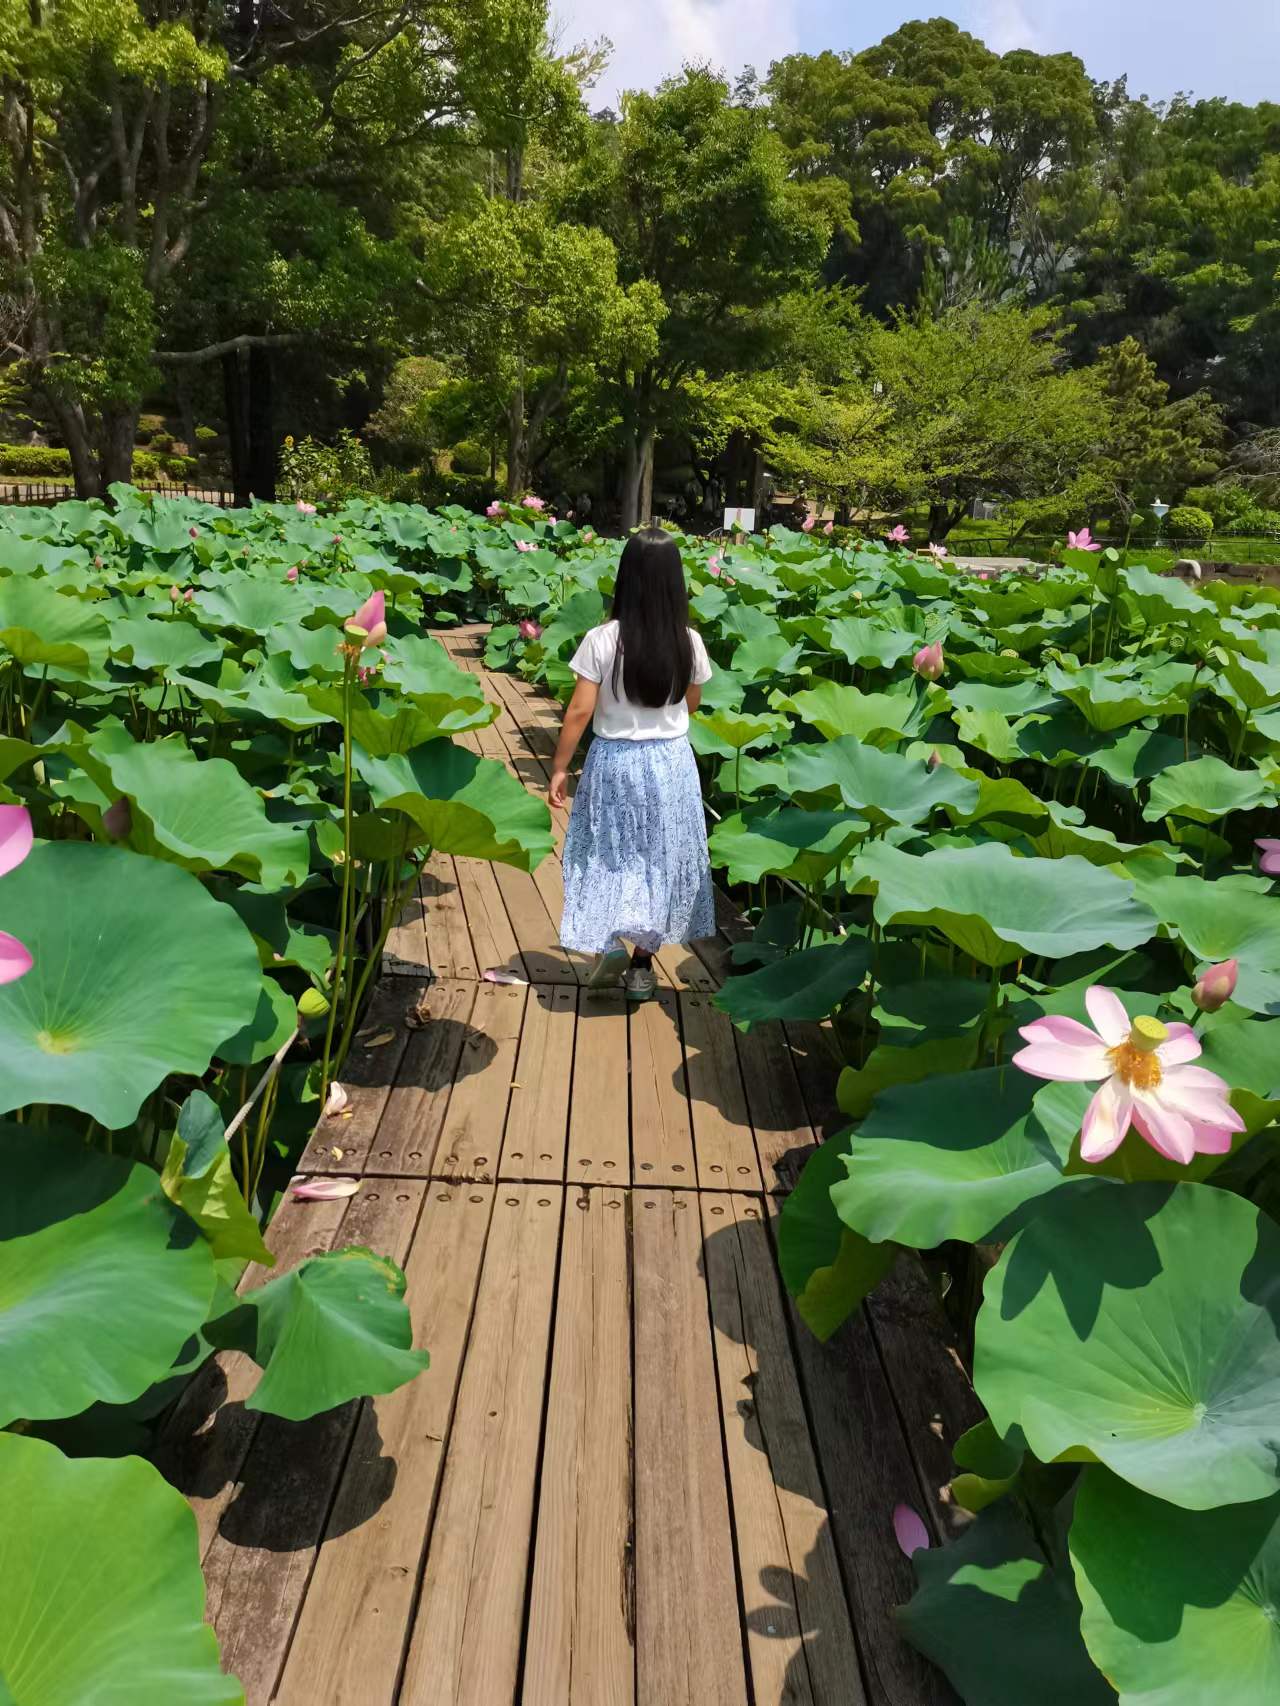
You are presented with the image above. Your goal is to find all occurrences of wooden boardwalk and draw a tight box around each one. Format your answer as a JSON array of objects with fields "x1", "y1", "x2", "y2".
[{"x1": 163, "y1": 630, "x2": 980, "y2": 1706}]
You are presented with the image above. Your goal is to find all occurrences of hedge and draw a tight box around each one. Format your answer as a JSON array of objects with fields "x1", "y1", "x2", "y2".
[{"x1": 0, "y1": 443, "x2": 73, "y2": 477}]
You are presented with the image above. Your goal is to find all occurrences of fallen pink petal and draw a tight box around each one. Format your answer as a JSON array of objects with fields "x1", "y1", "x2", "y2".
[
  {"x1": 483, "y1": 966, "x2": 529, "y2": 985},
  {"x1": 0, "y1": 805, "x2": 33, "y2": 878},
  {"x1": 325, "y1": 1081, "x2": 349, "y2": 1116},
  {"x1": 291, "y1": 1178, "x2": 361, "y2": 1201},
  {"x1": 893, "y1": 1503, "x2": 930, "y2": 1557}
]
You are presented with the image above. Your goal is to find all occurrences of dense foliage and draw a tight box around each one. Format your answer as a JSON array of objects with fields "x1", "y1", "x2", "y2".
[
  {"x1": 0, "y1": 487, "x2": 551, "y2": 1699},
  {"x1": 474, "y1": 501, "x2": 1280, "y2": 1704}
]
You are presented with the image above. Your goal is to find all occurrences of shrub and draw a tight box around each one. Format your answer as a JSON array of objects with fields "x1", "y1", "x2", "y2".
[
  {"x1": 194, "y1": 425, "x2": 218, "y2": 445},
  {"x1": 132, "y1": 449, "x2": 161, "y2": 481},
  {"x1": 150, "y1": 431, "x2": 175, "y2": 453},
  {"x1": 160, "y1": 454, "x2": 197, "y2": 479},
  {"x1": 1166, "y1": 504, "x2": 1214, "y2": 542},
  {"x1": 450, "y1": 439, "x2": 489, "y2": 477},
  {"x1": 0, "y1": 442, "x2": 73, "y2": 477},
  {"x1": 278, "y1": 430, "x2": 375, "y2": 502},
  {"x1": 135, "y1": 414, "x2": 165, "y2": 443}
]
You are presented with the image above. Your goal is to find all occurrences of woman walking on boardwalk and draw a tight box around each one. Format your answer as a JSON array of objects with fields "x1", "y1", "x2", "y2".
[{"x1": 549, "y1": 526, "x2": 716, "y2": 1001}]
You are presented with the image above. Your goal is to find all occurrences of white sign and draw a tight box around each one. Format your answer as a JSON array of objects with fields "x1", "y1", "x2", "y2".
[{"x1": 723, "y1": 506, "x2": 755, "y2": 532}]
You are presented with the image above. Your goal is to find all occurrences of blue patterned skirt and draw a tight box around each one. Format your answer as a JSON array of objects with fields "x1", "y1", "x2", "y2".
[{"x1": 560, "y1": 734, "x2": 716, "y2": 955}]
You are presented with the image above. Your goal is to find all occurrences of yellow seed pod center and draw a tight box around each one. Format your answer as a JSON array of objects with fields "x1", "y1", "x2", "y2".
[{"x1": 1129, "y1": 1015, "x2": 1168, "y2": 1054}]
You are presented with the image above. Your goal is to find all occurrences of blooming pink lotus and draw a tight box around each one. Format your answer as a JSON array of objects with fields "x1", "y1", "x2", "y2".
[
  {"x1": 1192, "y1": 959, "x2": 1238, "y2": 1013},
  {"x1": 887, "y1": 524, "x2": 910, "y2": 544},
  {"x1": 485, "y1": 500, "x2": 502, "y2": 517},
  {"x1": 1258, "y1": 839, "x2": 1280, "y2": 877},
  {"x1": 925, "y1": 542, "x2": 948, "y2": 560},
  {"x1": 823, "y1": 520, "x2": 834, "y2": 536},
  {"x1": 515, "y1": 538, "x2": 534, "y2": 553},
  {"x1": 296, "y1": 500, "x2": 317, "y2": 515},
  {"x1": 0, "y1": 805, "x2": 33, "y2": 984},
  {"x1": 518, "y1": 619, "x2": 543, "y2": 641},
  {"x1": 547, "y1": 515, "x2": 558, "y2": 526},
  {"x1": 345, "y1": 590, "x2": 386, "y2": 649},
  {"x1": 707, "y1": 554, "x2": 723, "y2": 577},
  {"x1": 285, "y1": 565, "x2": 299, "y2": 583},
  {"x1": 522, "y1": 495, "x2": 546, "y2": 511},
  {"x1": 1014, "y1": 986, "x2": 1244, "y2": 1164},
  {"x1": 801, "y1": 513, "x2": 814, "y2": 532},
  {"x1": 912, "y1": 641, "x2": 945, "y2": 681},
  {"x1": 1067, "y1": 526, "x2": 1100, "y2": 552}
]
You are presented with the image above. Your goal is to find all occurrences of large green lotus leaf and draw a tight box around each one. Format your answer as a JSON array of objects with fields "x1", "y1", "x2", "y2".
[
  {"x1": 0, "y1": 1434, "x2": 243, "y2": 1705},
  {"x1": 1128, "y1": 870, "x2": 1280, "y2": 1016},
  {"x1": 353, "y1": 739, "x2": 553, "y2": 869},
  {"x1": 948, "y1": 773, "x2": 1051, "y2": 834},
  {"x1": 899, "y1": 1500, "x2": 1117, "y2": 1706},
  {"x1": 688, "y1": 707, "x2": 790, "y2": 757},
  {"x1": 193, "y1": 570, "x2": 318, "y2": 632},
  {"x1": 953, "y1": 704, "x2": 1024, "y2": 764},
  {"x1": 713, "y1": 936, "x2": 871, "y2": 1029},
  {"x1": 378, "y1": 630, "x2": 489, "y2": 702},
  {"x1": 858, "y1": 842, "x2": 1158, "y2": 967},
  {"x1": 215, "y1": 971, "x2": 297, "y2": 1067},
  {"x1": 776, "y1": 679, "x2": 931, "y2": 746},
  {"x1": 1084, "y1": 728, "x2": 1191, "y2": 789},
  {"x1": 1046, "y1": 663, "x2": 1186, "y2": 731},
  {"x1": 209, "y1": 1245, "x2": 429, "y2": 1421},
  {"x1": 306, "y1": 684, "x2": 496, "y2": 755},
  {"x1": 123, "y1": 505, "x2": 207, "y2": 554},
  {"x1": 1027, "y1": 799, "x2": 1166, "y2": 867},
  {"x1": 787, "y1": 736, "x2": 980, "y2": 826},
  {"x1": 1221, "y1": 654, "x2": 1280, "y2": 713},
  {"x1": 262, "y1": 618, "x2": 348, "y2": 676},
  {"x1": 823, "y1": 616, "x2": 919, "y2": 669},
  {"x1": 731, "y1": 631, "x2": 804, "y2": 678},
  {"x1": 1122, "y1": 561, "x2": 1215, "y2": 627},
  {"x1": 0, "y1": 574, "x2": 111, "y2": 674},
  {"x1": 71, "y1": 722, "x2": 311, "y2": 889},
  {"x1": 976, "y1": 1181, "x2": 1280, "y2": 1508},
  {"x1": 835, "y1": 1030, "x2": 980, "y2": 1121},
  {"x1": 109, "y1": 615, "x2": 224, "y2": 671},
  {"x1": 949, "y1": 678, "x2": 1059, "y2": 717},
  {"x1": 0, "y1": 1127, "x2": 216, "y2": 1425},
  {"x1": 832, "y1": 1068, "x2": 1077, "y2": 1247},
  {"x1": 160, "y1": 1090, "x2": 272, "y2": 1263},
  {"x1": 950, "y1": 649, "x2": 1036, "y2": 684},
  {"x1": 777, "y1": 1138, "x2": 897, "y2": 1340},
  {"x1": 707, "y1": 806, "x2": 866, "y2": 885},
  {"x1": 1143, "y1": 755, "x2": 1274, "y2": 823},
  {"x1": 1071, "y1": 1467, "x2": 1280, "y2": 1705},
  {"x1": 1197, "y1": 1015, "x2": 1280, "y2": 1137},
  {"x1": 233, "y1": 655, "x2": 336, "y2": 730},
  {"x1": 0, "y1": 842, "x2": 261, "y2": 1126}
]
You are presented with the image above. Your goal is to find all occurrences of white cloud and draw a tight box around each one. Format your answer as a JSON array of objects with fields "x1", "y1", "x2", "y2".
[
  {"x1": 968, "y1": 0, "x2": 1042, "y2": 54},
  {"x1": 552, "y1": 0, "x2": 800, "y2": 107}
]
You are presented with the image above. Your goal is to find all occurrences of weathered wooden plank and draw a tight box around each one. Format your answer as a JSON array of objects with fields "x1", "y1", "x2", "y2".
[
  {"x1": 678, "y1": 992, "x2": 762, "y2": 1191},
  {"x1": 154, "y1": 1192, "x2": 351, "y2": 1556},
  {"x1": 702, "y1": 1194, "x2": 865, "y2": 1706},
  {"x1": 629, "y1": 990, "x2": 696, "y2": 1188},
  {"x1": 422, "y1": 851, "x2": 479, "y2": 981},
  {"x1": 436, "y1": 980, "x2": 527, "y2": 1181},
  {"x1": 491, "y1": 859, "x2": 577, "y2": 984},
  {"x1": 633, "y1": 1189, "x2": 746, "y2": 1706},
  {"x1": 522, "y1": 1189, "x2": 633, "y2": 1706},
  {"x1": 735, "y1": 1021, "x2": 819, "y2": 1195},
  {"x1": 865, "y1": 1258, "x2": 983, "y2": 1543},
  {"x1": 366, "y1": 978, "x2": 475, "y2": 1176},
  {"x1": 383, "y1": 875, "x2": 430, "y2": 976},
  {"x1": 295, "y1": 978, "x2": 423, "y2": 1174},
  {"x1": 500, "y1": 983, "x2": 576, "y2": 1181},
  {"x1": 275, "y1": 1184, "x2": 495, "y2": 1706},
  {"x1": 567, "y1": 988, "x2": 630, "y2": 1184},
  {"x1": 784, "y1": 1019, "x2": 846, "y2": 1142},
  {"x1": 200, "y1": 1183, "x2": 426, "y2": 1706},
  {"x1": 399, "y1": 1186, "x2": 563, "y2": 1706},
  {"x1": 453, "y1": 853, "x2": 522, "y2": 978}
]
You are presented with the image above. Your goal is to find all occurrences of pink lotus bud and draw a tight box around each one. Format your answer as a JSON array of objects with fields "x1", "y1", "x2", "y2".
[
  {"x1": 801, "y1": 513, "x2": 814, "y2": 532},
  {"x1": 823, "y1": 520, "x2": 833, "y2": 535},
  {"x1": 547, "y1": 516, "x2": 558, "y2": 526},
  {"x1": 332, "y1": 533, "x2": 343, "y2": 545},
  {"x1": 583, "y1": 530, "x2": 594, "y2": 543},
  {"x1": 1257, "y1": 839, "x2": 1280, "y2": 877},
  {"x1": 286, "y1": 565, "x2": 299, "y2": 583},
  {"x1": 169, "y1": 584, "x2": 181, "y2": 603},
  {"x1": 1192, "y1": 959, "x2": 1238, "y2": 1012},
  {"x1": 94, "y1": 554, "x2": 104, "y2": 568},
  {"x1": 241, "y1": 545, "x2": 250, "y2": 557},
  {"x1": 296, "y1": 499, "x2": 317, "y2": 515},
  {"x1": 345, "y1": 590, "x2": 386, "y2": 648},
  {"x1": 912, "y1": 642, "x2": 945, "y2": 681},
  {"x1": 102, "y1": 797, "x2": 132, "y2": 840},
  {"x1": 183, "y1": 588, "x2": 193, "y2": 603},
  {"x1": 926, "y1": 749, "x2": 941, "y2": 770},
  {"x1": 518, "y1": 619, "x2": 543, "y2": 641},
  {"x1": 188, "y1": 527, "x2": 199, "y2": 539}
]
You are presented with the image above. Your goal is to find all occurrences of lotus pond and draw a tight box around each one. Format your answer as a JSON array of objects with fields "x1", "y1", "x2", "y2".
[{"x1": 3, "y1": 486, "x2": 1279, "y2": 1702}]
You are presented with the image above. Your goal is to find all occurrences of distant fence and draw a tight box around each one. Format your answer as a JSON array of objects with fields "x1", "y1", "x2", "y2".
[
  {"x1": 946, "y1": 531, "x2": 1280, "y2": 557},
  {"x1": 0, "y1": 480, "x2": 233, "y2": 507}
]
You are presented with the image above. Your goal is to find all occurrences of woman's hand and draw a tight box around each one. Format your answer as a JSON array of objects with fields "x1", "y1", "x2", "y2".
[{"x1": 549, "y1": 768, "x2": 569, "y2": 809}]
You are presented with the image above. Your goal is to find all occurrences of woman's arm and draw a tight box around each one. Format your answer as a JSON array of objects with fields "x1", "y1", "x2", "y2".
[
  {"x1": 685, "y1": 683, "x2": 703, "y2": 712},
  {"x1": 549, "y1": 677, "x2": 598, "y2": 808}
]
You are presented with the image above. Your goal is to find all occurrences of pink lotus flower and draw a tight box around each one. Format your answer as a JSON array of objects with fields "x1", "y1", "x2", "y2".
[
  {"x1": 522, "y1": 495, "x2": 545, "y2": 511},
  {"x1": 708, "y1": 554, "x2": 723, "y2": 577},
  {"x1": 583, "y1": 530, "x2": 595, "y2": 543},
  {"x1": 296, "y1": 500, "x2": 317, "y2": 515},
  {"x1": 1014, "y1": 986, "x2": 1245, "y2": 1165},
  {"x1": 0, "y1": 804, "x2": 33, "y2": 984},
  {"x1": 823, "y1": 520, "x2": 834, "y2": 535},
  {"x1": 518, "y1": 619, "x2": 543, "y2": 641},
  {"x1": 801, "y1": 513, "x2": 814, "y2": 532},
  {"x1": 485, "y1": 501, "x2": 502, "y2": 517},
  {"x1": 286, "y1": 565, "x2": 299, "y2": 582},
  {"x1": 925, "y1": 542, "x2": 948, "y2": 560},
  {"x1": 1067, "y1": 526, "x2": 1100, "y2": 551},
  {"x1": 912, "y1": 642, "x2": 945, "y2": 681},
  {"x1": 1258, "y1": 839, "x2": 1280, "y2": 877},
  {"x1": 102, "y1": 797, "x2": 132, "y2": 840},
  {"x1": 345, "y1": 590, "x2": 386, "y2": 649},
  {"x1": 1192, "y1": 959, "x2": 1238, "y2": 1013},
  {"x1": 887, "y1": 524, "x2": 910, "y2": 544},
  {"x1": 515, "y1": 538, "x2": 534, "y2": 553}
]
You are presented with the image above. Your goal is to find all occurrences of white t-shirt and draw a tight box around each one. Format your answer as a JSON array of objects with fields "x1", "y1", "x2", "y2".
[{"x1": 569, "y1": 619, "x2": 712, "y2": 741}]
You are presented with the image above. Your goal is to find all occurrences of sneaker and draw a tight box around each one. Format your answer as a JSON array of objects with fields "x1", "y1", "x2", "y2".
[
  {"x1": 623, "y1": 964, "x2": 658, "y2": 1002},
  {"x1": 587, "y1": 949, "x2": 629, "y2": 989}
]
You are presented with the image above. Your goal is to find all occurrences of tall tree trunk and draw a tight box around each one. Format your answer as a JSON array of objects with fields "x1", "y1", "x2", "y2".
[
  {"x1": 100, "y1": 403, "x2": 140, "y2": 490},
  {"x1": 44, "y1": 395, "x2": 101, "y2": 498},
  {"x1": 175, "y1": 374, "x2": 197, "y2": 456},
  {"x1": 638, "y1": 428, "x2": 654, "y2": 524},
  {"x1": 619, "y1": 432, "x2": 642, "y2": 533},
  {"x1": 222, "y1": 349, "x2": 251, "y2": 506},
  {"x1": 505, "y1": 376, "x2": 526, "y2": 499},
  {"x1": 247, "y1": 344, "x2": 276, "y2": 500}
]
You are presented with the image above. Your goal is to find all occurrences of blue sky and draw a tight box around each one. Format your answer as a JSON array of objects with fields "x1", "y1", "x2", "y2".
[{"x1": 553, "y1": 2, "x2": 1279, "y2": 109}]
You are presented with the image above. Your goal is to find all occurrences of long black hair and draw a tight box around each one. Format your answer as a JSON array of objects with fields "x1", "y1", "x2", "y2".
[{"x1": 609, "y1": 526, "x2": 694, "y2": 706}]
